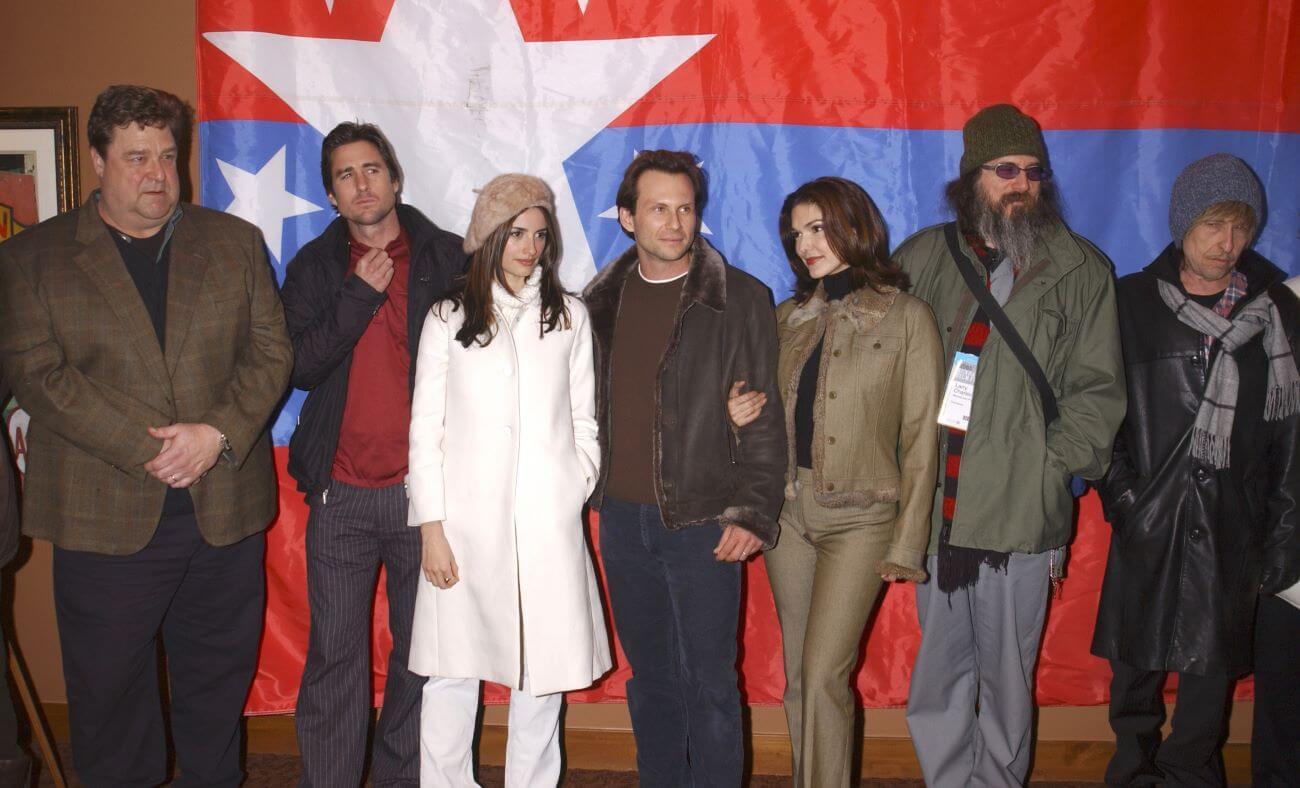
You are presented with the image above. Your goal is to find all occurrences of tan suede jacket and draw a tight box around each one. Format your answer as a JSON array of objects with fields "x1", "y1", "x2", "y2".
[{"x1": 775, "y1": 283, "x2": 944, "y2": 579}]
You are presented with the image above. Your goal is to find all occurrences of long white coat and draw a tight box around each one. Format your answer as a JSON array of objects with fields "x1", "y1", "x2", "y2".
[{"x1": 406, "y1": 281, "x2": 611, "y2": 696}]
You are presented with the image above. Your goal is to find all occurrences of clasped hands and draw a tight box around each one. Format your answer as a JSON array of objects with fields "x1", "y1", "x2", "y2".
[{"x1": 143, "y1": 423, "x2": 224, "y2": 488}]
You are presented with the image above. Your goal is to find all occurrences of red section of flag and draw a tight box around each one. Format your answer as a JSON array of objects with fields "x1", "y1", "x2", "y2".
[
  {"x1": 196, "y1": 0, "x2": 397, "y2": 121},
  {"x1": 247, "y1": 447, "x2": 1254, "y2": 712},
  {"x1": 199, "y1": 1, "x2": 1299, "y2": 131}
]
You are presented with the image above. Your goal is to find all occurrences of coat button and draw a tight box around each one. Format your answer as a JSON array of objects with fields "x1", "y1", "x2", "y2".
[
  {"x1": 828, "y1": 391, "x2": 837, "y2": 399},
  {"x1": 826, "y1": 482, "x2": 836, "y2": 491},
  {"x1": 1190, "y1": 355, "x2": 1204, "y2": 368},
  {"x1": 873, "y1": 342, "x2": 882, "y2": 349},
  {"x1": 1194, "y1": 467, "x2": 1209, "y2": 483},
  {"x1": 504, "y1": 425, "x2": 513, "y2": 436},
  {"x1": 1189, "y1": 527, "x2": 1202, "y2": 540},
  {"x1": 828, "y1": 436, "x2": 836, "y2": 445},
  {"x1": 832, "y1": 349, "x2": 842, "y2": 357}
]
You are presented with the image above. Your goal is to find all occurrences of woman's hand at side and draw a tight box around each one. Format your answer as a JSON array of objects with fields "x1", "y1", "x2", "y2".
[{"x1": 421, "y1": 522, "x2": 459, "y2": 588}]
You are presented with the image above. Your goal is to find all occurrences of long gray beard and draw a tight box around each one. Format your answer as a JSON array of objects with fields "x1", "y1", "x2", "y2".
[{"x1": 976, "y1": 197, "x2": 1053, "y2": 272}]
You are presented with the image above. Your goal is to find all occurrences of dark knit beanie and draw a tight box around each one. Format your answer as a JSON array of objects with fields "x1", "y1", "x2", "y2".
[
  {"x1": 959, "y1": 104, "x2": 1049, "y2": 176},
  {"x1": 1168, "y1": 153, "x2": 1263, "y2": 247}
]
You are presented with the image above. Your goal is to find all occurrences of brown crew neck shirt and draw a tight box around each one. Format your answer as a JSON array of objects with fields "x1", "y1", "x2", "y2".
[{"x1": 606, "y1": 268, "x2": 687, "y2": 504}]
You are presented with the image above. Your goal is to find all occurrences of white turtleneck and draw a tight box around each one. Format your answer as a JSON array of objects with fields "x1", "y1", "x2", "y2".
[{"x1": 491, "y1": 267, "x2": 544, "y2": 329}]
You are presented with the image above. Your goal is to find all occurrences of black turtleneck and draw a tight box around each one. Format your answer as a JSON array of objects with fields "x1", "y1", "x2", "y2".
[{"x1": 795, "y1": 269, "x2": 855, "y2": 469}]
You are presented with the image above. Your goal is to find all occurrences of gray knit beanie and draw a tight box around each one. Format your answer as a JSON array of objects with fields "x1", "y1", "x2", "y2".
[
  {"x1": 464, "y1": 174, "x2": 555, "y2": 253},
  {"x1": 1168, "y1": 153, "x2": 1263, "y2": 246},
  {"x1": 959, "y1": 104, "x2": 1049, "y2": 176}
]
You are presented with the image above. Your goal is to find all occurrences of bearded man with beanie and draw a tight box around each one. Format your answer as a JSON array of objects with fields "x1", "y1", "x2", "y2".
[
  {"x1": 1094, "y1": 153, "x2": 1300, "y2": 787},
  {"x1": 895, "y1": 104, "x2": 1126, "y2": 786}
]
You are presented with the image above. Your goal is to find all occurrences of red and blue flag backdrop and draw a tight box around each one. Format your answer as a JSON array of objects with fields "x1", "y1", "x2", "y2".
[{"x1": 195, "y1": 0, "x2": 1299, "y2": 714}]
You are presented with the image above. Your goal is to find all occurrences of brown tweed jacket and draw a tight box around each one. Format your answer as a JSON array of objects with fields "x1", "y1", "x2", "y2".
[{"x1": 0, "y1": 196, "x2": 293, "y2": 554}]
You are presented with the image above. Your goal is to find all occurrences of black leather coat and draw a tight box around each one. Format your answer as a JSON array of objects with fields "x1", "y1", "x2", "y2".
[{"x1": 1093, "y1": 246, "x2": 1300, "y2": 676}]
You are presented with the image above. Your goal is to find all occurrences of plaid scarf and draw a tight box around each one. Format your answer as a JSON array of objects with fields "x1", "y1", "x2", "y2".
[
  {"x1": 1158, "y1": 273, "x2": 1300, "y2": 468},
  {"x1": 936, "y1": 233, "x2": 1012, "y2": 593}
]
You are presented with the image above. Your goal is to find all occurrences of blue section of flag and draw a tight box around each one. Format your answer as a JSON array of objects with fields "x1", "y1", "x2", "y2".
[
  {"x1": 568, "y1": 125, "x2": 1300, "y2": 302},
  {"x1": 200, "y1": 120, "x2": 335, "y2": 274},
  {"x1": 205, "y1": 118, "x2": 1299, "y2": 448}
]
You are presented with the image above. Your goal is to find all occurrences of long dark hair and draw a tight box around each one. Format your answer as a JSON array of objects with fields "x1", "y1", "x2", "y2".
[
  {"x1": 445, "y1": 205, "x2": 571, "y2": 348},
  {"x1": 779, "y1": 177, "x2": 907, "y2": 304}
]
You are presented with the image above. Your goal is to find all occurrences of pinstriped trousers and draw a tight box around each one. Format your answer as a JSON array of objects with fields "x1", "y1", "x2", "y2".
[{"x1": 296, "y1": 480, "x2": 425, "y2": 787}]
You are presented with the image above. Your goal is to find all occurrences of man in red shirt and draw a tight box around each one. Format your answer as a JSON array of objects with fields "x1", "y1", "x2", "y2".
[{"x1": 279, "y1": 123, "x2": 464, "y2": 786}]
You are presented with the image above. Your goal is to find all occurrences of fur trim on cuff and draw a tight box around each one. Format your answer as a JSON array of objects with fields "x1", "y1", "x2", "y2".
[
  {"x1": 721, "y1": 505, "x2": 779, "y2": 549},
  {"x1": 876, "y1": 560, "x2": 927, "y2": 583}
]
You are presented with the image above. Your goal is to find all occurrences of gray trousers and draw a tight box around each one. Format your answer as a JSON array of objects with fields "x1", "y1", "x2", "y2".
[
  {"x1": 906, "y1": 551, "x2": 1050, "y2": 787},
  {"x1": 296, "y1": 480, "x2": 424, "y2": 787}
]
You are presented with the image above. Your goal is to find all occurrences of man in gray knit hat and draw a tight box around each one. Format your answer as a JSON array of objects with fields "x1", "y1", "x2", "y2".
[
  {"x1": 1094, "y1": 152, "x2": 1300, "y2": 786},
  {"x1": 894, "y1": 104, "x2": 1127, "y2": 786}
]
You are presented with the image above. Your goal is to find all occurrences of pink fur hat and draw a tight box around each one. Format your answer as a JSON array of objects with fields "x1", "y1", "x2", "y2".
[{"x1": 463, "y1": 174, "x2": 555, "y2": 253}]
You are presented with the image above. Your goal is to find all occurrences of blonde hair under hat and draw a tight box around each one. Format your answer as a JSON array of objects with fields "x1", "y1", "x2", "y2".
[{"x1": 463, "y1": 174, "x2": 556, "y2": 254}]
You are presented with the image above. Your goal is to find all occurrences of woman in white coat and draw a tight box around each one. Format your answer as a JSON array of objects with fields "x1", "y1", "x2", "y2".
[{"x1": 406, "y1": 174, "x2": 611, "y2": 787}]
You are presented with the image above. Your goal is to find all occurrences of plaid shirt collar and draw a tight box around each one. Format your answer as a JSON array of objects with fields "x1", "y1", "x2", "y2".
[{"x1": 1201, "y1": 268, "x2": 1249, "y2": 355}]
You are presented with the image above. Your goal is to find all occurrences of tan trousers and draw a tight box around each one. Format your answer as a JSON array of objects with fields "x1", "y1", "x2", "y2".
[{"x1": 765, "y1": 468, "x2": 894, "y2": 788}]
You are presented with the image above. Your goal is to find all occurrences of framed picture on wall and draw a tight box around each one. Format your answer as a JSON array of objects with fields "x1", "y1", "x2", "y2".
[
  {"x1": 0, "y1": 106, "x2": 80, "y2": 242},
  {"x1": 1, "y1": 106, "x2": 80, "y2": 470}
]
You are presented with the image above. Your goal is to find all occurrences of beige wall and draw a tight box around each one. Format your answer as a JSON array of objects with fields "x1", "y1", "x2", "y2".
[
  {"x1": 0, "y1": 0, "x2": 196, "y2": 707},
  {"x1": 0, "y1": 0, "x2": 1251, "y2": 747}
]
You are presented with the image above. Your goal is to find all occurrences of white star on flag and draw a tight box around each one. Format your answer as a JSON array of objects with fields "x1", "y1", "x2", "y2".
[
  {"x1": 204, "y1": 0, "x2": 713, "y2": 287},
  {"x1": 597, "y1": 149, "x2": 714, "y2": 235},
  {"x1": 215, "y1": 146, "x2": 324, "y2": 263}
]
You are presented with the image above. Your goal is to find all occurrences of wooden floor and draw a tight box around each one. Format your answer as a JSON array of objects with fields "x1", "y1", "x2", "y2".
[{"x1": 35, "y1": 704, "x2": 1254, "y2": 785}]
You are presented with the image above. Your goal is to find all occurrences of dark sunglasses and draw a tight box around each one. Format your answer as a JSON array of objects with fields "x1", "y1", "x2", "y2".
[{"x1": 981, "y1": 162, "x2": 1052, "y2": 182}]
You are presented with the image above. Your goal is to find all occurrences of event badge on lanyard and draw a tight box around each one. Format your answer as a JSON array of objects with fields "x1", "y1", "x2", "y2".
[{"x1": 937, "y1": 352, "x2": 979, "y2": 432}]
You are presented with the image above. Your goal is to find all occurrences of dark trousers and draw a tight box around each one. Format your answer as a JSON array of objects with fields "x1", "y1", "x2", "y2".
[
  {"x1": 0, "y1": 579, "x2": 19, "y2": 762},
  {"x1": 598, "y1": 496, "x2": 743, "y2": 788},
  {"x1": 295, "y1": 480, "x2": 423, "y2": 787},
  {"x1": 1253, "y1": 594, "x2": 1300, "y2": 787},
  {"x1": 54, "y1": 514, "x2": 265, "y2": 788},
  {"x1": 1106, "y1": 660, "x2": 1231, "y2": 788}
]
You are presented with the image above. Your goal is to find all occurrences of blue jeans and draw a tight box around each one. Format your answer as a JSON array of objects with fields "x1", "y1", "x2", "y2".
[{"x1": 598, "y1": 497, "x2": 744, "y2": 787}]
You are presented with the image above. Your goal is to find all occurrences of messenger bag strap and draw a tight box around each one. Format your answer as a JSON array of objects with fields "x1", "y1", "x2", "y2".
[{"x1": 943, "y1": 222, "x2": 1059, "y2": 425}]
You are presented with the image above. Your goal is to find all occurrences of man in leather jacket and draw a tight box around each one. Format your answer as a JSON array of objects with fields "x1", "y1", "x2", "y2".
[
  {"x1": 583, "y1": 150, "x2": 786, "y2": 787},
  {"x1": 1094, "y1": 153, "x2": 1300, "y2": 787}
]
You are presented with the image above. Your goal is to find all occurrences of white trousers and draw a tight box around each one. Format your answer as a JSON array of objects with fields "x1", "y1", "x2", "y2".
[{"x1": 419, "y1": 672, "x2": 563, "y2": 788}]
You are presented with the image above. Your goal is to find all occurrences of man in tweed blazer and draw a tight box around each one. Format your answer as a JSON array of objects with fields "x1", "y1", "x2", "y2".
[{"x1": 0, "y1": 85, "x2": 292, "y2": 786}]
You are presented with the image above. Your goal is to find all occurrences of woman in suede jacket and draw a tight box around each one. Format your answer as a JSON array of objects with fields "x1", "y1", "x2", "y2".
[{"x1": 730, "y1": 177, "x2": 944, "y2": 788}]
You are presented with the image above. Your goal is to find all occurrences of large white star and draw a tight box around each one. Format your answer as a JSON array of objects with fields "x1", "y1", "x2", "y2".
[
  {"x1": 205, "y1": 0, "x2": 712, "y2": 287},
  {"x1": 216, "y1": 146, "x2": 324, "y2": 263}
]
